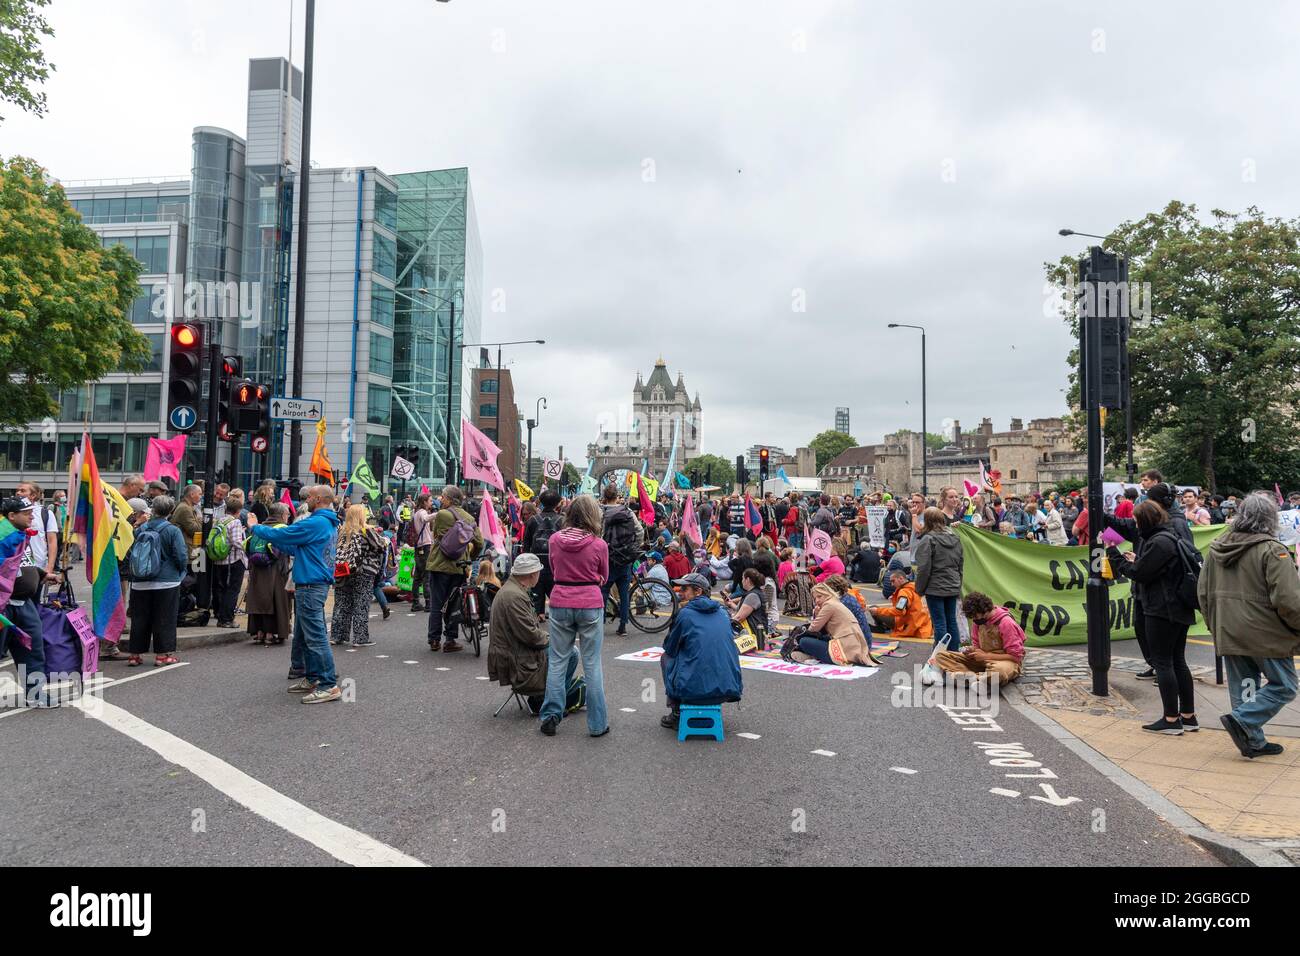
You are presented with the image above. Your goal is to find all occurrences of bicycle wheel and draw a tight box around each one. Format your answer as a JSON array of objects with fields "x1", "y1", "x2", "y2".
[
  {"x1": 626, "y1": 579, "x2": 677, "y2": 633},
  {"x1": 463, "y1": 620, "x2": 484, "y2": 657}
]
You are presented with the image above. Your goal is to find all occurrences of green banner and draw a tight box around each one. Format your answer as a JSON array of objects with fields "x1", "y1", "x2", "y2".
[{"x1": 950, "y1": 522, "x2": 1227, "y2": 647}]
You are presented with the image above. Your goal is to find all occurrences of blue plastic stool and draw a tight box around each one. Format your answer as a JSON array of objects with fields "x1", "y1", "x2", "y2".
[{"x1": 678, "y1": 704, "x2": 724, "y2": 742}]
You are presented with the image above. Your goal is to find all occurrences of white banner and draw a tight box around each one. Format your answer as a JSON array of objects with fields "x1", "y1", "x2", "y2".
[
  {"x1": 866, "y1": 505, "x2": 888, "y2": 548},
  {"x1": 615, "y1": 647, "x2": 878, "y2": 681}
]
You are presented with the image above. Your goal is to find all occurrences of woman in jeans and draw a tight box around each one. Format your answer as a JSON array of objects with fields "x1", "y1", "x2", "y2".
[
  {"x1": 1122, "y1": 500, "x2": 1199, "y2": 734},
  {"x1": 127, "y1": 496, "x2": 189, "y2": 667},
  {"x1": 913, "y1": 506, "x2": 964, "y2": 650},
  {"x1": 538, "y1": 495, "x2": 610, "y2": 738}
]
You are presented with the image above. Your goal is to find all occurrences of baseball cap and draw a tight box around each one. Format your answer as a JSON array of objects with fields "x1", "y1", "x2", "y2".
[
  {"x1": 128, "y1": 497, "x2": 149, "y2": 514},
  {"x1": 511, "y1": 553, "x2": 543, "y2": 575},
  {"x1": 1, "y1": 496, "x2": 35, "y2": 516},
  {"x1": 647, "y1": 551, "x2": 664, "y2": 562},
  {"x1": 672, "y1": 572, "x2": 712, "y2": 591}
]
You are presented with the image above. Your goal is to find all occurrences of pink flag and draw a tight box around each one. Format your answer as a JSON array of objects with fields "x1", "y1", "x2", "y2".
[
  {"x1": 681, "y1": 493, "x2": 702, "y2": 547},
  {"x1": 420, "y1": 484, "x2": 430, "y2": 496},
  {"x1": 280, "y1": 488, "x2": 294, "y2": 512},
  {"x1": 144, "y1": 435, "x2": 187, "y2": 482},
  {"x1": 1276, "y1": 483, "x2": 1285, "y2": 506},
  {"x1": 962, "y1": 478, "x2": 980, "y2": 499},
  {"x1": 479, "y1": 490, "x2": 505, "y2": 552},
  {"x1": 636, "y1": 470, "x2": 656, "y2": 525},
  {"x1": 806, "y1": 522, "x2": 833, "y2": 563},
  {"x1": 461, "y1": 419, "x2": 504, "y2": 490}
]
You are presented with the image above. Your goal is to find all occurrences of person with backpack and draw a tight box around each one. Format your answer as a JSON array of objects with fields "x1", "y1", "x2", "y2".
[
  {"x1": 523, "y1": 489, "x2": 564, "y2": 616},
  {"x1": 1120, "y1": 499, "x2": 1201, "y2": 735},
  {"x1": 208, "y1": 488, "x2": 248, "y2": 629},
  {"x1": 600, "y1": 484, "x2": 641, "y2": 636},
  {"x1": 424, "y1": 485, "x2": 484, "y2": 653},
  {"x1": 124, "y1": 496, "x2": 189, "y2": 668},
  {"x1": 408, "y1": 493, "x2": 434, "y2": 611},
  {"x1": 246, "y1": 501, "x2": 292, "y2": 645},
  {"x1": 331, "y1": 504, "x2": 385, "y2": 648}
]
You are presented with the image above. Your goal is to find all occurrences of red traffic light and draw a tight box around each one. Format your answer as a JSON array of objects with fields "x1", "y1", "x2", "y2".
[
  {"x1": 236, "y1": 382, "x2": 254, "y2": 404},
  {"x1": 222, "y1": 356, "x2": 242, "y2": 378},
  {"x1": 172, "y1": 323, "x2": 200, "y2": 349}
]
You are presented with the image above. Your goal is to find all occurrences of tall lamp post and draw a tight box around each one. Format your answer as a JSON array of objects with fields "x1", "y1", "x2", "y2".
[
  {"x1": 526, "y1": 396, "x2": 547, "y2": 487},
  {"x1": 888, "y1": 323, "x2": 928, "y2": 496}
]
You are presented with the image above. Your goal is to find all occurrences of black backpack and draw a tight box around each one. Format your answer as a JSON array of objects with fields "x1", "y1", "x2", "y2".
[
  {"x1": 1168, "y1": 531, "x2": 1204, "y2": 611},
  {"x1": 605, "y1": 510, "x2": 641, "y2": 567},
  {"x1": 531, "y1": 511, "x2": 563, "y2": 559}
]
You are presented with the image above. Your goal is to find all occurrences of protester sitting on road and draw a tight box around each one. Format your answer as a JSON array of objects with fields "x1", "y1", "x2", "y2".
[
  {"x1": 776, "y1": 547, "x2": 796, "y2": 589},
  {"x1": 660, "y1": 572, "x2": 743, "y2": 731},
  {"x1": 880, "y1": 547, "x2": 912, "y2": 599},
  {"x1": 848, "y1": 542, "x2": 881, "y2": 585},
  {"x1": 936, "y1": 591, "x2": 1025, "y2": 685},
  {"x1": 726, "y1": 568, "x2": 769, "y2": 644},
  {"x1": 914, "y1": 506, "x2": 964, "y2": 651},
  {"x1": 823, "y1": 573, "x2": 879, "y2": 659},
  {"x1": 1198, "y1": 492, "x2": 1300, "y2": 759},
  {"x1": 814, "y1": 537, "x2": 848, "y2": 583},
  {"x1": 728, "y1": 538, "x2": 755, "y2": 597},
  {"x1": 663, "y1": 541, "x2": 692, "y2": 581},
  {"x1": 795, "y1": 582, "x2": 873, "y2": 665},
  {"x1": 870, "y1": 570, "x2": 934, "y2": 640}
]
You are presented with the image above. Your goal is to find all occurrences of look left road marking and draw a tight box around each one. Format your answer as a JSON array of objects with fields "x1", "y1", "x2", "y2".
[{"x1": 72, "y1": 695, "x2": 426, "y2": 867}]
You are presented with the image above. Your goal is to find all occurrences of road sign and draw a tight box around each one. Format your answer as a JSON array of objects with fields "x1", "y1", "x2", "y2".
[
  {"x1": 251, "y1": 435, "x2": 269, "y2": 454},
  {"x1": 269, "y1": 396, "x2": 323, "y2": 422},
  {"x1": 169, "y1": 405, "x2": 197, "y2": 431}
]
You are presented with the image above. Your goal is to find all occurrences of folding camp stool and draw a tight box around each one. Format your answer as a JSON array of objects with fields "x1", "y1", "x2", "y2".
[{"x1": 493, "y1": 690, "x2": 530, "y2": 717}]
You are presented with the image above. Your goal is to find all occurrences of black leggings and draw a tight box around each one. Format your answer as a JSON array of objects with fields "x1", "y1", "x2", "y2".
[{"x1": 1145, "y1": 614, "x2": 1194, "y2": 718}]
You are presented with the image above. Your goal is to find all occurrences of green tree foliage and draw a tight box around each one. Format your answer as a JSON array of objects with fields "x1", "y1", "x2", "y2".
[
  {"x1": 0, "y1": 155, "x2": 151, "y2": 431},
  {"x1": 1045, "y1": 201, "x2": 1300, "y2": 492},
  {"x1": 809, "y1": 429, "x2": 858, "y2": 472},
  {"x1": 687, "y1": 453, "x2": 734, "y2": 485},
  {"x1": 0, "y1": 0, "x2": 54, "y2": 121}
]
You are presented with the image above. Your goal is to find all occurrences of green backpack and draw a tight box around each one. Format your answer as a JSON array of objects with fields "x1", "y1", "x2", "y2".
[{"x1": 206, "y1": 518, "x2": 233, "y2": 562}]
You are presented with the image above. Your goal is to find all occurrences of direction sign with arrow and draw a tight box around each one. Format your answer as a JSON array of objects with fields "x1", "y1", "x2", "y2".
[{"x1": 269, "y1": 396, "x2": 324, "y2": 422}]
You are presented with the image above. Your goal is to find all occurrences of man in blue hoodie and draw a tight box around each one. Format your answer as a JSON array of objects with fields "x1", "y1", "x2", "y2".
[
  {"x1": 249, "y1": 484, "x2": 342, "y2": 704},
  {"x1": 659, "y1": 573, "x2": 743, "y2": 730}
]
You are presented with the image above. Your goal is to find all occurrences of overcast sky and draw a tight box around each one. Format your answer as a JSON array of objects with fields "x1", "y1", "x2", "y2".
[{"x1": 6, "y1": 0, "x2": 1300, "y2": 467}]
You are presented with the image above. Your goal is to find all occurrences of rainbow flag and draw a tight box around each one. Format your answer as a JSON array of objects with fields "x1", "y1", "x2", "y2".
[{"x1": 76, "y1": 435, "x2": 126, "y2": 640}]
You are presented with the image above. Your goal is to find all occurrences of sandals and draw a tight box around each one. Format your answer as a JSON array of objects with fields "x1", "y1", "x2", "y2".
[
  {"x1": 127, "y1": 655, "x2": 144, "y2": 667},
  {"x1": 154, "y1": 654, "x2": 180, "y2": 667}
]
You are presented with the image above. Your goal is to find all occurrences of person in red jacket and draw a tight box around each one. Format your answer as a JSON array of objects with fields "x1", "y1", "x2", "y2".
[
  {"x1": 663, "y1": 541, "x2": 692, "y2": 581},
  {"x1": 937, "y1": 591, "x2": 1026, "y2": 685}
]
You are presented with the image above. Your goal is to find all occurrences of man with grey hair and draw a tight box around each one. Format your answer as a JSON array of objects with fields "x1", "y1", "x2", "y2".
[{"x1": 1199, "y1": 492, "x2": 1300, "y2": 758}]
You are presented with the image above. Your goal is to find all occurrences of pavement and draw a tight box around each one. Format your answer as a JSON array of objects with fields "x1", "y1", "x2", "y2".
[{"x1": 0, "y1": 592, "x2": 1222, "y2": 867}]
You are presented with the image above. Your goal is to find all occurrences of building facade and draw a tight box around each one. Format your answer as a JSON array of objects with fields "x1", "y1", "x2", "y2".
[
  {"x1": 588, "y1": 359, "x2": 702, "y2": 478},
  {"x1": 835, "y1": 407, "x2": 850, "y2": 435},
  {"x1": 470, "y1": 355, "x2": 521, "y2": 487}
]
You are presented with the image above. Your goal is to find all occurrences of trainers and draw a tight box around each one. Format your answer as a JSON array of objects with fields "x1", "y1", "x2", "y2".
[
  {"x1": 352, "y1": 639, "x2": 376, "y2": 647},
  {"x1": 590, "y1": 726, "x2": 610, "y2": 738},
  {"x1": 1142, "y1": 717, "x2": 1183, "y2": 735},
  {"x1": 382, "y1": 607, "x2": 391, "y2": 620},
  {"x1": 287, "y1": 678, "x2": 318, "y2": 694},
  {"x1": 1181, "y1": 715, "x2": 1199, "y2": 732},
  {"x1": 1219, "y1": 713, "x2": 1253, "y2": 757},
  {"x1": 287, "y1": 671, "x2": 305, "y2": 680},
  {"x1": 540, "y1": 716, "x2": 559, "y2": 736},
  {"x1": 1134, "y1": 668, "x2": 1156, "y2": 680},
  {"x1": 1247, "y1": 742, "x2": 1284, "y2": 759},
  {"x1": 301, "y1": 685, "x2": 341, "y2": 704}
]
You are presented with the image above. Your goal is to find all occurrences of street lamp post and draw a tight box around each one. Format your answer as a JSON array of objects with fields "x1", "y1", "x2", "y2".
[
  {"x1": 526, "y1": 396, "x2": 547, "y2": 487},
  {"x1": 459, "y1": 340, "x2": 545, "y2": 487},
  {"x1": 888, "y1": 323, "x2": 927, "y2": 496}
]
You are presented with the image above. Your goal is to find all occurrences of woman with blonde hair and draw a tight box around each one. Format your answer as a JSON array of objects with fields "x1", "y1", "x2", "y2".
[
  {"x1": 796, "y1": 582, "x2": 873, "y2": 665},
  {"x1": 331, "y1": 504, "x2": 384, "y2": 647}
]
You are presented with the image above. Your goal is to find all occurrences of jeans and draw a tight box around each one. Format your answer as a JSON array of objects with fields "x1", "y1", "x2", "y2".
[
  {"x1": 1224, "y1": 655, "x2": 1298, "y2": 749},
  {"x1": 2, "y1": 599, "x2": 47, "y2": 705},
  {"x1": 798, "y1": 635, "x2": 834, "y2": 664},
  {"x1": 373, "y1": 581, "x2": 388, "y2": 611},
  {"x1": 925, "y1": 594, "x2": 960, "y2": 650},
  {"x1": 290, "y1": 583, "x2": 336, "y2": 689},
  {"x1": 788, "y1": 532, "x2": 803, "y2": 550},
  {"x1": 425, "y1": 571, "x2": 463, "y2": 645},
  {"x1": 540, "y1": 606, "x2": 607, "y2": 733},
  {"x1": 1146, "y1": 614, "x2": 1194, "y2": 718},
  {"x1": 602, "y1": 562, "x2": 632, "y2": 630}
]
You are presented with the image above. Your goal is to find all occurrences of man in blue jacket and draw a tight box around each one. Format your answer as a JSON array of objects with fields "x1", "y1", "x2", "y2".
[
  {"x1": 659, "y1": 573, "x2": 743, "y2": 730},
  {"x1": 249, "y1": 484, "x2": 342, "y2": 704}
]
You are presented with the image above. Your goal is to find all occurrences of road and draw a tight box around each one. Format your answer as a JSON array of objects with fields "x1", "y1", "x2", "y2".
[{"x1": 0, "y1": 603, "x2": 1216, "y2": 867}]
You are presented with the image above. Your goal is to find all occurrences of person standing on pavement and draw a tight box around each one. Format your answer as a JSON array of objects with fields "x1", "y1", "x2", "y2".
[
  {"x1": 600, "y1": 484, "x2": 641, "y2": 636},
  {"x1": 1120, "y1": 500, "x2": 1199, "y2": 735},
  {"x1": 249, "y1": 484, "x2": 342, "y2": 704},
  {"x1": 246, "y1": 501, "x2": 292, "y2": 645},
  {"x1": 913, "y1": 506, "x2": 964, "y2": 651},
  {"x1": 424, "y1": 485, "x2": 483, "y2": 653},
  {"x1": 538, "y1": 495, "x2": 610, "y2": 738},
  {"x1": 210, "y1": 488, "x2": 247, "y2": 629},
  {"x1": 124, "y1": 495, "x2": 188, "y2": 668},
  {"x1": 1198, "y1": 492, "x2": 1300, "y2": 758}
]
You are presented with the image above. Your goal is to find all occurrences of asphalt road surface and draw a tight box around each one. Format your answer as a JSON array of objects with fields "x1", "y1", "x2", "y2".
[{"x1": 0, "y1": 602, "x2": 1216, "y2": 867}]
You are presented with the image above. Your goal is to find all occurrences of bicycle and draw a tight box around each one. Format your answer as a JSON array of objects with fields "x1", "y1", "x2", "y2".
[{"x1": 605, "y1": 562, "x2": 679, "y2": 634}]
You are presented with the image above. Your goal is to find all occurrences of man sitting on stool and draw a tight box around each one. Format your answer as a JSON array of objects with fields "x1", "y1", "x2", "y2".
[
  {"x1": 660, "y1": 573, "x2": 742, "y2": 730},
  {"x1": 487, "y1": 553, "x2": 575, "y2": 714}
]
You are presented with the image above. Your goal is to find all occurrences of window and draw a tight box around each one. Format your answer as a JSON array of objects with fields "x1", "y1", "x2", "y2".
[
  {"x1": 367, "y1": 385, "x2": 391, "y2": 426},
  {"x1": 21, "y1": 434, "x2": 53, "y2": 472},
  {"x1": 93, "y1": 383, "x2": 127, "y2": 423},
  {"x1": 991, "y1": 449, "x2": 998, "y2": 462},
  {"x1": 480, "y1": 378, "x2": 498, "y2": 394},
  {"x1": 1010, "y1": 469, "x2": 1019, "y2": 480},
  {"x1": 369, "y1": 332, "x2": 393, "y2": 378},
  {"x1": 127, "y1": 383, "x2": 160, "y2": 422},
  {"x1": 91, "y1": 433, "x2": 125, "y2": 472},
  {"x1": 0, "y1": 433, "x2": 23, "y2": 471},
  {"x1": 479, "y1": 404, "x2": 498, "y2": 418},
  {"x1": 60, "y1": 388, "x2": 90, "y2": 423},
  {"x1": 57, "y1": 434, "x2": 80, "y2": 471},
  {"x1": 125, "y1": 435, "x2": 150, "y2": 472},
  {"x1": 375, "y1": 184, "x2": 397, "y2": 233},
  {"x1": 373, "y1": 233, "x2": 396, "y2": 281},
  {"x1": 371, "y1": 284, "x2": 394, "y2": 330}
]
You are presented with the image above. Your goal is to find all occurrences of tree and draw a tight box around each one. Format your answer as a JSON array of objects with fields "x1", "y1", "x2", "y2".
[
  {"x1": 1, "y1": 0, "x2": 54, "y2": 121},
  {"x1": 0, "y1": 156, "x2": 151, "y2": 431},
  {"x1": 561, "y1": 461, "x2": 581, "y2": 488},
  {"x1": 809, "y1": 429, "x2": 858, "y2": 472},
  {"x1": 688, "y1": 453, "x2": 733, "y2": 486},
  {"x1": 1045, "y1": 201, "x2": 1300, "y2": 492}
]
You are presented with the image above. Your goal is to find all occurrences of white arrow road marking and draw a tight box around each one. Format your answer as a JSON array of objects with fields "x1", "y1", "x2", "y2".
[
  {"x1": 1029, "y1": 784, "x2": 1082, "y2": 807},
  {"x1": 990, "y1": 787, "x2": 1021, "y2": 798},
  {"x1": 72, "y1": 696, "x2": 425, "y2": 867}
]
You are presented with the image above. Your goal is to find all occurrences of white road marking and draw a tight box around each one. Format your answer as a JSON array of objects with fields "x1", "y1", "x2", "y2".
[
  {"x1": 736, "y1": 732, "x2": 761, "y2": 740},
  {"x1": 891, "y1": 766, "x2": 918, "y2": 775},
  {"x1": 811, "y1": 749, "x2": 837, "y2": 757},
  {"x1": 475, "y1": 676, "x2": 489, "y2": 681},
  {"x1": 375, "y1": 655, "x2": 389, "y2": 659},
  {"x1": 435, "y1": 667, "x2": 450, "y2": 671},
  {"x1": 620, "y1": 707, "x2": 637, "y2": 713},
  {"x1": 403, "y1": 660, "x2": 419, "y2": 665},
  {"x1": 990, "y1": 787, "x2": 1021, "y2": 798},
  {"x1": 72, "y1": 695, "x2": 425, "y2": 867},
  {"x1": 0, "y1": 661, "x2": 190, "y2": 719}
]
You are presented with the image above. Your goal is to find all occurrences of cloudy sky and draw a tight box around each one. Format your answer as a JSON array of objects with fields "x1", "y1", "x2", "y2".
[{"x1": 6, "y1": 0, "x2": 1300, "y2": 467}]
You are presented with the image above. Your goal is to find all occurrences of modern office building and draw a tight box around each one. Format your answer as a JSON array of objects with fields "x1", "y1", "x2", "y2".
[
  {"x1": 745, "y1": 443, "x2": 788, "y2": 474},
  {"x1": 835, "y1": 407, "x2": 851, "y2": 435}
]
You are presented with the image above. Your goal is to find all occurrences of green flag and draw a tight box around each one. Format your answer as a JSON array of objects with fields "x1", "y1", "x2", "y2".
[{"x1": 349, "y1": 459, "x2": 381, "y2": 501}]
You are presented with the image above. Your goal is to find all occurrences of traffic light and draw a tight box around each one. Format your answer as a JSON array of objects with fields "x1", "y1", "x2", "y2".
[
  {"x1": 216, "y1": 356, "x2": 241, "y2": 442},
  {"x1": 759, "y1": 447, "x2": 770, "y2": 483},
  {"x1": 231, "y1": 378, "x2": 260, "y2": 433},
  {"x1": 167, "y1": 323, "x2": 203, "y2": 432},
  {"x1": 250, "y1": 384, "x2": 270, "y2": 454},
  {"x1": 735, "y1": 454, "x2": 747, "y2": 488}
]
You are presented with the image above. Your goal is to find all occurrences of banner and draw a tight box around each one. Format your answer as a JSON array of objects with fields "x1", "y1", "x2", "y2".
[
  {"x1": 349, "y1": 459, "x2": 381, "y2": 502},
  {"x1": 514, "y1": 478, "x2": 535, "y2": 502},
  {"x1": 579, "y1": 475, "x2": 597, "y2": 497},
  {"x1": 681, "y1": 493, "x2": 702, "y2": 547},
  {"x1": 542, "y1": 458, "x2": 563, "y2": 482},
  {"x1": 100, "y1": 483, "x2": 137, "y2": 561},
  {"x1": 950, "y1": 522, "x2": 1227, "y2": 647},
  {"x1": 1102, "y1": 482, "x2": 1139, "y2": 513},
  {"x1": 391, "y1": 455, "x2": 416, "y2": 481},
  {"x1": 310, "y1": 418, "x2": 333, "y2": 485},
  {"x1": 806, "y1": 523, "x2": 833, "y2": 562},
  {"x1": 479, "y1": 490, "x2": 505, "y2": 552},
  {"x1": 616, "y1": 646, "x2": 877, "y2": 681},
  {"x1": 865, "y1": 505, "x2": 888, "y2": 548},
  {"x1": 144, "y1": 435, "x2": 186, "y2": 482},
  {"x1": 461, "y1": 418, "x2": 504, "y2": 490}
]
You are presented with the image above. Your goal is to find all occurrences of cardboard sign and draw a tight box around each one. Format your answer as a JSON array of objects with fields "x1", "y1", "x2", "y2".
[
  {"x1": 67, "y1": 607, "x2": 99, "y2": 677},
  {"x1": 866, "y1": 506, "x2": 889, "y2": 549},
  {"x1": 396, "y1": 545, "x2": 416, "y2": 591}
]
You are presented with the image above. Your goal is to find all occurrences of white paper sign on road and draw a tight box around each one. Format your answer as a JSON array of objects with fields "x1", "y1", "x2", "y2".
[{"x1": 269, "y1": 396, "x2": 323, "y2": 422}]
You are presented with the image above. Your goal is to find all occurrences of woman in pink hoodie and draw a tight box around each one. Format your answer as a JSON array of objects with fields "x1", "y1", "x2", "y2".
[
  {"x1": 538, "y1": 495, "x2": 610, "y2": 738},
  {"x1": 935, "y1": 591, "x2": 1026, "y2": 684}
]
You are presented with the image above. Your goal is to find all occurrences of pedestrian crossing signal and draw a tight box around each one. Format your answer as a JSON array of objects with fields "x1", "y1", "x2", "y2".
[{"x1": 167, "y1": 323, "x2": 203, "y2": 431}]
